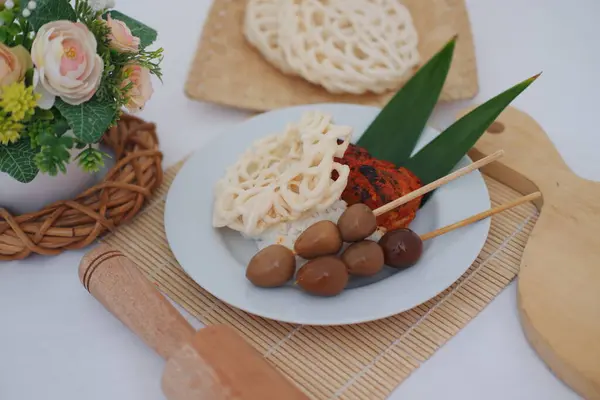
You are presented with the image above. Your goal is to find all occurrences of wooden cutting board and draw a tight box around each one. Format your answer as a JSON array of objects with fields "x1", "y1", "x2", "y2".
[{"x1": 462, "y1": 106, "x2": 600, "y2": 400}]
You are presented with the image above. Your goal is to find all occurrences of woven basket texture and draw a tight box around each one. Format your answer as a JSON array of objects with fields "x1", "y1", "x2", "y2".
[{"x1": 0, "y1": 114, "x2": 163, "y2": 261}]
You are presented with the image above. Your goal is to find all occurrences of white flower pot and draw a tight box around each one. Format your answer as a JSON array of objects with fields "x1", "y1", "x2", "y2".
[{"x1": 0, "y1": 145, "x2": 108, "y2": 215}]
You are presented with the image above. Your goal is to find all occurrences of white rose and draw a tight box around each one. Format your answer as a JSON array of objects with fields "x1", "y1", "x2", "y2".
[{"x1": 31, "y1": 21, "x2": 104, "y2": 108}]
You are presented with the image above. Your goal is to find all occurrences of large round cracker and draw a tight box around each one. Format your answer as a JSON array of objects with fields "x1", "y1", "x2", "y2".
[
  {"x1": 243, "y1": 0, "x2": 295, "y2": 75},
  {"x1": 278, "y1": 0, "x2": 421, "y2": 95}
]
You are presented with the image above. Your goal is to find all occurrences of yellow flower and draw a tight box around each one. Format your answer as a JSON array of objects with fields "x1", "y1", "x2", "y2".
[
  {"x1": 0, "y1": 116, "x2": 23, "y2": 145},
  {"x1": 0, "y1": 81, "x2": 40, "y2": 121}
]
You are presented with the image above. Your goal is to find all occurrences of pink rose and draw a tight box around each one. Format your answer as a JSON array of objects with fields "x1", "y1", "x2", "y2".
[
  {"x1": 31, "y1": 21, "x2": 104, "y2": 108},
  {"x1": 0, "y1": 44, "x2": 32, "y2": 89},
  {"x1": 106, "y1": 14, "x2": 140, "y2": 53},
  {"x1": 121, "y1": 64, "x2": 153, "y2": 112}
]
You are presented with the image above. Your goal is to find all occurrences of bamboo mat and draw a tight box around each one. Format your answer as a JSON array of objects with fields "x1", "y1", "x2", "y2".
[{"x1": 101, "y1": 161, "x2": 538, "y2": 400}]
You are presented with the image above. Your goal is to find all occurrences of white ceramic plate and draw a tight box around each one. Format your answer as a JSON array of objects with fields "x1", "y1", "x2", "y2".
[{"x1": 165, "y1": 104, "x2": 491, "y2": 326}]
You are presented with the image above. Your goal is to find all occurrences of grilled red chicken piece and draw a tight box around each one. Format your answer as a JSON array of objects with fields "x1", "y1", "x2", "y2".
[{"x1": 334, "y1": 143, "x2": 423, "y2": 232}]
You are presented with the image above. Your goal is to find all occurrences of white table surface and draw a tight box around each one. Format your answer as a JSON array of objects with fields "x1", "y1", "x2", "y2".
[{"x1": 1, "y1": 0, "x2": 598, "y2": 399}]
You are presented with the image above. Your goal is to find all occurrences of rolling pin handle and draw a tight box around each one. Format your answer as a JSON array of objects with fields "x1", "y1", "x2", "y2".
[
  {"x1": 79, "y1": 244, "x2": 195, "y2": 360},
  {"x1": 80, "y1": 244, "x2": 311, "y2": 400}
]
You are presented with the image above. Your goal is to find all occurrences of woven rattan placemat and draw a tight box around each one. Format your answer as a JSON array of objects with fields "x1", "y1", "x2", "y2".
[
  {"x1": 184, "y1": 0, "x2": 478, "y2": 112},
  {"x1": 101, "y1": 161, "x2": 538, "y2": 400}
]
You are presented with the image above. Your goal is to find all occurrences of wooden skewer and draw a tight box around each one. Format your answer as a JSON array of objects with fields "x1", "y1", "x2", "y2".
[
  {"x1": 373, "y1": 150, "x2": 505, "y2": 217},
  {"x1": 419, "y1": 192, "x2": 542, "y2": 241}
]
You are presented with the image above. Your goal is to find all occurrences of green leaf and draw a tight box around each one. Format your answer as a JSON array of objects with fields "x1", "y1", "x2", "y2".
[
  {"x1": 356, "y1": 36, "x2": 456, "y2": 166},
  {"x1": 38, "y1": 131, "x2": 55, "y2": 146},
  {"x1": 28, "y1": 0, "x2": 76, "y2": 31},
  {"x1": 0, "y1": 10, "x2": 14, "y2": 24},
  {"x1": 0, "y1": 139, "x2": 39, "y2": 183},
  {"x1": 0, "y1": 28, "x2": 8, "y2": 43},
  {"x1": 405, "y1": 73, "x2": 541, "y2": 191},
  {"x1": 24, "y1": 68, "x2": 35, "y2": 86},
  {"x1": 7, "y1": 23, "x2": 20, "y2": 36},
  {"x1": 33, "y1": 132, "x2": 73, "y2": 177},
  {"x1": 58, "y1": 136, "x2": 74, "y2": 148},
  {"x1": 54, "y1": 97, "x2": 116, "y2": 144},
  {"x1": 104, "y1": 10, "x2": 157, "y2": 49},
  {"x1": 53, "y1": 119, "x2": 70, "y2": 136},
  {"x1": 7, "y1": 23, "x2": 19, "y2": 36},
  {"x1": 35, "y1": 109, "x2": 54, "y2": 121}
]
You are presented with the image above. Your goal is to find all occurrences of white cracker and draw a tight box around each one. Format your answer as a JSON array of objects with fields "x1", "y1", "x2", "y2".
[
  {"x1": 243, "y1": 0, "x2": 295, "y2": 75},
  {"x1": 212, "y1": 111, "x2": 352, "y2": 237},
  {"x1": 278, "y1": 0, "x2": 421, "y2": 95}
]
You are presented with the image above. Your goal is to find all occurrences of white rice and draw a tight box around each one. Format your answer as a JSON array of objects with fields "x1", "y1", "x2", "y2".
[{"x1": 252, "y1": 200, "x2": 385, "y2": 265}]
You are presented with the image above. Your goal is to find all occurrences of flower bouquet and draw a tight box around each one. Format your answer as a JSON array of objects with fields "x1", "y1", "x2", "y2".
[{"x1": 0, "y1": 0, "x2": 163, "y2": 183}]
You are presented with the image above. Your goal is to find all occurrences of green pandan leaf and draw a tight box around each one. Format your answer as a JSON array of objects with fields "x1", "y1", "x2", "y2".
[
  {"x1": 357, "y1": 36, "x2": 456, "y2": 166},
  {"x1": 29, "y1": 0, "x2": 76, "y2": 31},
  {"x1": 0, "y1": 139, "x2": 39, "y2": 183},
  {"x1": 404, "y1": 73, "x2": 541, "y2": 200},
  {"x1": 104, "y1": 10, "x2": 157, "y2": 49},
  {"x1": 55, "y1": 97, "x2": 116, "y2": 144}
]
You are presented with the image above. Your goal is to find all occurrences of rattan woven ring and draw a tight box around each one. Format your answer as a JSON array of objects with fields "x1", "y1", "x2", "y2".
[{"x1": 0, "y1": 114, "x2": 164, "y2": 261}]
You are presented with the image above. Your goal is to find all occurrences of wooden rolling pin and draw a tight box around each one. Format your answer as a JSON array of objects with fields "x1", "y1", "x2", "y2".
[{"x1": 79, "y1": 244, "x2": 309, "y2": 400}]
